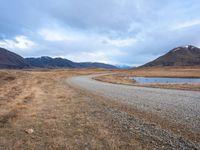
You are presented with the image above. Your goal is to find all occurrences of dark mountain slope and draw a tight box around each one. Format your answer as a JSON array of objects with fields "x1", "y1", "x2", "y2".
[
  {"x1": 26, "y1": 57, "x2": 117, "y2": 69},
  {"x1": 78, "y1": 62, "x2": 117, "y2": 69},
  {"x1": 0, "y1": 47, "x2": 30, "y2": 69},
  {"x1": 0, "y1": 47, "x2": 117, "y2": 69},
  {"x1": 25, "y1": 57, "x2": 78, "y2": 68},
  {"x1": 143, "y1": 45, "x2": 200, "y2": 67}
]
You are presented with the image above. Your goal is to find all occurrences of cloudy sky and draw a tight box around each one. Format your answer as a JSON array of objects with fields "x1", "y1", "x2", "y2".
[{"x1": 0, "y1": 0, "x2": 200, "y2": 66}]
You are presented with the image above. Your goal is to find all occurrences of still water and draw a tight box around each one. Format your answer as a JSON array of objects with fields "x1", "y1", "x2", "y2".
[{"x1": 127, "y1": 77, "x2": 200, "y2": 84}]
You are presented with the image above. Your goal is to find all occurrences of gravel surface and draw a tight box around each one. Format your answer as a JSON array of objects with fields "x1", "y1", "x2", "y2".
[{"x1": 67, "y1": 75, "x2": 200, "y2": 131}]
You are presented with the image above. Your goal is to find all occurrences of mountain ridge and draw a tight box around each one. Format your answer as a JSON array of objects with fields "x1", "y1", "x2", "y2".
[
  {"x1": 143, "y1": 45, "x2": 200, "y2": 67},
  {"x1": 0, "y1": 47, "x2": 30, "y2": 69},
  {"x1": 0, "y1": 47, "x2": 117, "y2": 69},
  {"x1": 26, "y1": 57, "x2": 117, "y2": 69}
]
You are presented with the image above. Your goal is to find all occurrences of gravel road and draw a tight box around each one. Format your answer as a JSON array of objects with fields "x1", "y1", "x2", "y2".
[{"x1": 67, "y1": 74, "x2": 200, "y2": 131}]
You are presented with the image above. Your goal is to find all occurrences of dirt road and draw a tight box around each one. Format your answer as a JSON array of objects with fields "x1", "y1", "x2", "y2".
[{"x1": 67, "y1": 74, "x2": 200, "y2": 149}]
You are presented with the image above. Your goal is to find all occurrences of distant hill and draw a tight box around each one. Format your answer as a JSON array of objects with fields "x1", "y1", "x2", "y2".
[
  {"x1": 143, "y1": 45, "x2": 200, "y2": 67},
  {"x1": 116, "y1": 65, "x2": 134, "y2": 69},
  {"x1": 0, "y1": 47, "x2": 117, "y2": 69},
  {"x1": 25, "y1": 57, "x2": 78, "y2": 68},
  {"x1": 0, "y1": 47, "x2": 30, "y2": 69},
  {"x1": 26, "y1": 57, "x2": 117, "y2": 69},
  {"x1": 78, "y1": 62, "x2": 117, "y2": 69}
]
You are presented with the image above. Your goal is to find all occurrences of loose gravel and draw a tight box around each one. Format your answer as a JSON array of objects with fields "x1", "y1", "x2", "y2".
[{"x1": 67, "y1": 75, "x2": 200, "y2": 132}]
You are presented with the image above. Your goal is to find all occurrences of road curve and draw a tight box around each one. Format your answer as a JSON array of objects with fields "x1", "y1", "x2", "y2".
[{"x1": 67, "y1": 74, "x2": 200, "y2": 131}]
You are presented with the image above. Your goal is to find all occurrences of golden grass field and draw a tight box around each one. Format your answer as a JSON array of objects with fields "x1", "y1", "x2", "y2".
[
  {"x1": 0, "y1": 67, "x2": 200, "y2": 149},
  {"x1": 0, "y1": 69, "x2": 121, "y2": 149},
  {"x1": 96, "y1": 67, "x2": 200, "y2": 91},
  {"x1": 125, "y1": 66, "x2": 200, "y2": 78}
]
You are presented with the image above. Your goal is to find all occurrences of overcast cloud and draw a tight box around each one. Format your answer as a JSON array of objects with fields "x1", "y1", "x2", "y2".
[{"x1": 0, "y1": 0, "x2": 200, "y2": 66}]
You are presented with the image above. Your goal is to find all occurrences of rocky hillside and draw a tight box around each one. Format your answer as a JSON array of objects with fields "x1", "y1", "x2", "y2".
[{"x1": 143, "y1": 45, "x2": 200, "y2": 67}]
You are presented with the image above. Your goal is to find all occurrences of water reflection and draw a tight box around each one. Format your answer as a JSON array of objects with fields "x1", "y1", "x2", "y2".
[{"x1": 127, "y1": 77, "x2": 200, "y2": 84}]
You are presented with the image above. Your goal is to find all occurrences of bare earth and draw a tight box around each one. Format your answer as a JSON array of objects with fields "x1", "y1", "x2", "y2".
[{"x1": 0, "y1": 69, "x2": 200, "y2": 149}]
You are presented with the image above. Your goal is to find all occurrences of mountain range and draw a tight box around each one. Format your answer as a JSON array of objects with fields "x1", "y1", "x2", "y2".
[
  {"x1": 143, "y1": 45, "x2": 200, "y2": 67},
  {"x1": 1, "y1": 45, "x2": 200, "y2": 69},
  {"x1": 0, "y1": 47, "x2": 117, "y2": 69}
]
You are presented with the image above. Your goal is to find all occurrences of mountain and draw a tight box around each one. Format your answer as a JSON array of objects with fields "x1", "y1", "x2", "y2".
[
  {"x1": 26, "y1": 57, "x2": 117, "y2": 69},
  {"x1": 25, "y1": 57, "x2": 78, "y2": 68},
  {"x1": 116, "y1": 65, "x2": 134, "y2": 69},
  {"x1": 0, "y1": 47, "x2": 30, "y2": 69},
  {"x1": 78, "y1": 62, "x2": 117, "y2": 69},
  {"x1": 0, "y1": 47, "x2": 117, "y2": 69},
  {"x1": 143, "y1": 45, "x2": 200, "y2": 67}
]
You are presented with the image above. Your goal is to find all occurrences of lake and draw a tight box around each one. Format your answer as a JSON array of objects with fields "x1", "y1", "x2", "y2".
[{"x1": 127, "y1": 76, "x2": 200, "y2": 84}]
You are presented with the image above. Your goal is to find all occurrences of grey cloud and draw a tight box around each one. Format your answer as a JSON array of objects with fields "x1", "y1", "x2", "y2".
[{"x1": 0, "y1": 0, "x2": 200, "y2": 65}]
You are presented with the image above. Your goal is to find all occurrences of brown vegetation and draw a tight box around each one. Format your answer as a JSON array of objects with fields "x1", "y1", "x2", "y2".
[
  {"x1": 95, "y1": 74, "x2": 135, "y2": 85},
  {"x1": 0, "y1": 68, "x2": 199, "y2": 149},
  {"x1": 126, "y1": 66, "x2": 200, "y2": 78},
  {"x1": 1, "y1": 69, "x2": 119, "y2": 149}
]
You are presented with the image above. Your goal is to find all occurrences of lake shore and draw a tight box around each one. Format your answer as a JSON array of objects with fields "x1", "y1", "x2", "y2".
[{"x1": 95, "y1": 67, "x2": 200, "y2": 91}]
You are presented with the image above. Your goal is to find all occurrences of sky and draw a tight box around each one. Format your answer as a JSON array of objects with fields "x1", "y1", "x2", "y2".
[{"x1": 0, "y1": 0, "x2": 200, "y2": 66}]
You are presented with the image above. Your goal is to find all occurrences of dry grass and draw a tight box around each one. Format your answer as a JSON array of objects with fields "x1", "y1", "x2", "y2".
[
  {"x1": 0, "y1": 68, "x2": 199, "y2": 149},
  {"x1": 95, "y1": 74, "x2": 135, "y2": 85},
  {"x1": 0, "y1": 69, "x2": 116, "y2": 149},
  {"x1": 125, "y1": 66, "x2": 200, "y2": 78},
  {"x1": 0, "y1": 69, "x2": 150, "y2": 149}
]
